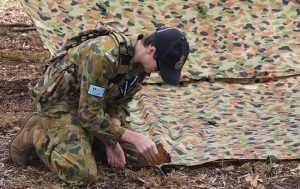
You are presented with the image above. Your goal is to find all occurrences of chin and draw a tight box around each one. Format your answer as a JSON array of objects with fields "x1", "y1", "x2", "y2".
[{"x1": 144, "y1": 69, "x2": 151, "y2": 73}]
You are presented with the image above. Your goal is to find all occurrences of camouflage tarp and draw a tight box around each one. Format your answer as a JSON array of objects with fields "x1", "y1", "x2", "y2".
[
  {"x1": 19, "y1": 0, "x2": 300, "y2": 82},
  {"x1": 130, "y1": 77, "x2": 300, "y2": 165},
  {"x1": 19, "y1": 0, "x2": 300, "y2": 165}
]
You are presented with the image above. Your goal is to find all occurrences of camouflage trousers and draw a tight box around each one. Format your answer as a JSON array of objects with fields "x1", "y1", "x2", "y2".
[{"x1": 33, "y1": 113, "x2": 147, "y2": 186}]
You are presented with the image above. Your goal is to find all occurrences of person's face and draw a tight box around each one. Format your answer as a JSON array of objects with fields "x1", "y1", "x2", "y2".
[{"x1": 133, "y1": 42, "x2": 159, "y2": 73}]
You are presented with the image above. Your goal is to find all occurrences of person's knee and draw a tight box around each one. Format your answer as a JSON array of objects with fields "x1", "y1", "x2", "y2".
[
  {"x1": 66, "y1": 164, "x2": 98, "y2": 186},
  {"x1": 50, "y1": 147, "x2": 98, "y2": 186}
]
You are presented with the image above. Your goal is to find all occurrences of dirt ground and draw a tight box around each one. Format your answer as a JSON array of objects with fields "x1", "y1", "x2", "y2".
[{"x1": 0, "y1": 1, "x2": 300, "y2": 188}]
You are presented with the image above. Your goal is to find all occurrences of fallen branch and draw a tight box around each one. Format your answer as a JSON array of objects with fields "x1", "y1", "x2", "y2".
[
  {"x1": 12, "y1": 27, "x2": 36, "y2": 32},
  {"x1": 0, "y1": 22, "x2": 33, "y2": 28}
]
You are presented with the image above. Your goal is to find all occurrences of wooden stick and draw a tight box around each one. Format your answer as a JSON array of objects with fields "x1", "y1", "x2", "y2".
[
  {"x1": 12, "y1": 27, "x2": 36, "y2": 32},
  {"x1": 0, "y1": 22, "x2": 33, "y2": 28}
]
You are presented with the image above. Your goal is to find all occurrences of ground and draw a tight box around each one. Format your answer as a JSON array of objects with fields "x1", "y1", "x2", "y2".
[{"x1": 0, "y1": 1, "x2": 300, "y2": 188}]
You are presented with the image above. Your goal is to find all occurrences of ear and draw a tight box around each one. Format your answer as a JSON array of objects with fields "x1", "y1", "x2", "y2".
[{"x1": 146, "y1": 44, "x2": 156, "y2": 54}]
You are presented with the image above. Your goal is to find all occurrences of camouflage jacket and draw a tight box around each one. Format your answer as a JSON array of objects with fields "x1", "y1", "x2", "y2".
[{"x1": 30, "y1": 32, "x2": 147, "y2": 145}]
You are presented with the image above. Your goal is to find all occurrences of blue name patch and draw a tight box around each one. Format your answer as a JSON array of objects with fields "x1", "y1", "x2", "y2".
[{"x1": 87, "y1": 84, "x2": 106, "y2": 98}]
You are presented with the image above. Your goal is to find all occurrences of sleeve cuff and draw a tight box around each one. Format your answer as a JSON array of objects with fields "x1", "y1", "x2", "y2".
[
  {"x1": 107, "y1": 106, "x2": 129, "y2": 125},
  {"x1": 106, "y1": 123, "x2": 126, "y2": 146}
]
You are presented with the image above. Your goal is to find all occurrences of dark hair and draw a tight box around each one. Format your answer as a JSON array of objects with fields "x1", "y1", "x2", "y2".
[{"x1": 141, "y1": 32, "x2": 155, "y2": 47}]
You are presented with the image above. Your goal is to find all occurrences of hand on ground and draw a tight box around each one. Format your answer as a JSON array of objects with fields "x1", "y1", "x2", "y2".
[{"x1": 106, "y1": 143, "x2": 126, "y2": 168}]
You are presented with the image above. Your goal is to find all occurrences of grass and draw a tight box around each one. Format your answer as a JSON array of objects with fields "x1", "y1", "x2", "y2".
[
  {"x1": 0, "y1": 49, "x2": 23, "y2": 60},
  {"x1": 0, "y1": 0, "x2": 21, "y2": 10},
  {"x1": 0, "y1": 112, "x2": 25, "y2": 133}
]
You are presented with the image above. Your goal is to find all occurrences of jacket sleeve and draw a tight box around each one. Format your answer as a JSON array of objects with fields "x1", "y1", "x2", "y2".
[{"x1": 72, "y1": 40, "x2": 125, "y2": 146}]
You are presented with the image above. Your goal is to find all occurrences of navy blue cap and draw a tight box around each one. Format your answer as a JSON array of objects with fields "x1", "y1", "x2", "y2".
[{"x1": 154, "y1": 27, "x2": 190, "y2": 85}]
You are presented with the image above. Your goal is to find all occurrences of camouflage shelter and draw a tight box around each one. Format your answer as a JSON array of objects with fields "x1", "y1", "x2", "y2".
[{"x1": 20, "y1": 0, "x2": 300, "y2": 165}]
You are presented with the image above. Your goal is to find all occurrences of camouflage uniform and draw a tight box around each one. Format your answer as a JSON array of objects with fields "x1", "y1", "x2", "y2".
[{"x1": 30, "y1": 31, "x2": 148, "y2": 185}]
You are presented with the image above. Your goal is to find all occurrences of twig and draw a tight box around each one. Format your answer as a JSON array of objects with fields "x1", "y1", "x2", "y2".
[
  {"x1": 270, "y1": 175, "x2": 294, "y2": 179},
  {"x1": 237, "y1": 174, "x2": 250, "y2": 184},
  {"x1": 135, "y1": 177, "x2": 149, "y2": 185},
  {"x1": 154, "y1": 165, "x2": 166, "y2": 177},
  {"x1": 0, "y1": 22, "x2": 33, "y2": 28},
  {"x1": 12, "y1": 27, "x2": 36, "y2": 32}
]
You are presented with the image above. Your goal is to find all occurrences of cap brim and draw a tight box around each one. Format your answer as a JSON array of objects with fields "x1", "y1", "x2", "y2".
[{"x1": 159, "y1": 61, "x2": 181, "y2": 85}]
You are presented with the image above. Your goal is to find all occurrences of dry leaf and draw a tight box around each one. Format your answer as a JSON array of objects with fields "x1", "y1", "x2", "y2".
[
  {"x1": 210, "y1": 177, "x2": 217, "y2": 183},
  {"x1": 199, "y1": 173, "x2": 207, "y2": 180},
  {"x1": 6, "y1": 126, "x2": 20, "y2": 133},
  {"x1": 252, "y1": 174, "x2": 259, "y2": 187},
  {"x1": 245, "y1": 174, "x2": 260, "y2": 188},
  {"x1": 245, "y1": 175, "x2": 252, "y2": 182},
  {"x1": 272, "y1": 164, "x2": 280, "y2": 168},
  {"x1": 196, "y1": 184, "x2": 209, "y2": 188},
  {"x1": 147, "y1": 143, "x2": 171, "y2": 166},
  {"x1": 290, "y1": 163, "x2": 300, "y2": 172},
  {"x1": 224, "y1": 165, "x2": 234, "y2": 171}
]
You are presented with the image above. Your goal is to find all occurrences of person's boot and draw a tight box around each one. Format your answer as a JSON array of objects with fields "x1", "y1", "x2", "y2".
[{"x1": 9, "y1": 112, "x2": 44, "y2": 166}]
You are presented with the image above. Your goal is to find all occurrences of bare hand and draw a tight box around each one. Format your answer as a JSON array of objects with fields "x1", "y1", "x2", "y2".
[
  {"x1": 111, "y1": 117, "x2": 121, "y2": 126},
  {"x1": 134, "y1": 134, "x2": 159, "y2": 165},
  {"x1": 106, "y1": 143, "x2": 126, "y2": 168},
  {"x1": 121, "y1": 130, "x2": 159, "y2": 165},
  {"x1": 134, "y1": 133, "x2": 160, "y2": 165}
]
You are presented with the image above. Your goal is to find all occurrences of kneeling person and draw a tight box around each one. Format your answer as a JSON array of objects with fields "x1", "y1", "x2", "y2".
[{"x1": 9, "y1": 27, "x2": 189, "y2": 186}]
